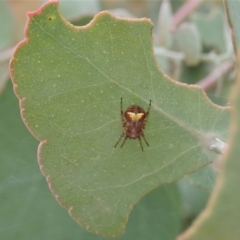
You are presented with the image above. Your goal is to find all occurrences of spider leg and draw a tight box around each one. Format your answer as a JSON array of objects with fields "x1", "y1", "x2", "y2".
[
  {"x1": 147, "y1": 100, "x2": 151, "y2": 113},
  {"x1": 141, "y1": 132, "x2": 149, "y2": 147},
  {"x1": 120, "y1": 98, "x2": 125, "y2": 127},
  {"x1": 115, "y1": 98, "x2": 127, "y2": 149},
  {"x1": 138, "y1": 137, "x2": 144, "y2": 151},
  {"x1": 120, "y1": 135, "x2": 128, "y2": 148},
  {"x1": 114, "y1": 132, "x2": 125, "y2": 148},
  {"x1": 142, "y1": 100, "x2": 151, "y2": 128},
  {"x1": 145, "y1": 99, "x2": 151, "y2": 118}
]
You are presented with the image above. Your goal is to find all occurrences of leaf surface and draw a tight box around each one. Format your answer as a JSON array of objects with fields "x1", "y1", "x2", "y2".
[
  {"x1": 10, "y1": 1, "x2": 230, "y2": 236},
  {"x1": 185, "y1": 165, "x2": 216, "y2": 192},
  {"x1": 0, "y1": 83, "x2": 181, "y2": 240},
  {"x1": 0, "y1": 81, "x2": 85, "y2": 240}
]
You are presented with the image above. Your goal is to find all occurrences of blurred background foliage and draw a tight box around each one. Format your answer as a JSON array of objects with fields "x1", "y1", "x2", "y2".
[{"x1": 0, "y1": 0, "x2": 234, "y2": 239}]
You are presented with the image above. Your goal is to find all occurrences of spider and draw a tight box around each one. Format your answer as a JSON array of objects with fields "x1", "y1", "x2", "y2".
[{"x1": 114, "y1": 98, "x2": 151, "y2": 151}]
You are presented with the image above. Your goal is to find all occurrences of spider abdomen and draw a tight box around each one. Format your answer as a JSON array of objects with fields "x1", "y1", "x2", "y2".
[{"x1": 125, "y1": 121, "x2": 143, "y2": 139}]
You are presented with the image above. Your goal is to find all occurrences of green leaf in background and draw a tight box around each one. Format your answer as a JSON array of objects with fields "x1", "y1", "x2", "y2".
[
  {"x1": 0, "y1": 81, "x2": 181, "y2": 240},
  {"x1": 0, "y1": 0, "x2": 14, "y2": 92},
  {"x1": 175, "y1": 23, "x2": 202, "y2": 66},
  {"x1": 185, "y1": 165, "x2": 216, "y2": 193},
  {"x1": 0, "y1": 81, "x2": 89, "y2": 240},
  {"x1": 225, "y1": 0, "x2": 240, "y2": 48},
  {"x1": 0, "y1": 1, "x2": 14, "y2": 50},
  {"x1": 179, "y1": 62, "x2": 214, "y2": 85},
  {"x1": 10, "y1": 1, "x2": 230, "y2": 236},
  {"x1": 157, "y1": 0, "x2": 173, "y2": 48},
  {"x1": 42, "y1": 0, "x2": 100, "y2": 20},
  {"x1": 178, "y1": 1, "x2": 240, "y2": 239},
  {"x1": 178, "y1": 58, "x2": 240, "y2": 240},
  {"x1": 178, "y1": 178, "x2": 209, "y2": 226},
  {"x1": 0, "y1": 62, "x2": 9, "y2": 92},
  {"x1": 124, "y1": 183, "x2": 182, "y2": 240},
  {"x1": 192, "y1": 8, "x2": 227, "y2": 53}
]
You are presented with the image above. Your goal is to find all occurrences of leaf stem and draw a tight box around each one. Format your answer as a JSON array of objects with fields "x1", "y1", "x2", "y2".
[
  {"x1": 154, "y1": 46, "x2": 233, "y2": 63},
  {"x1": 197, "y1": 60, "x2": 235, "y2": 91},
  {"x1": 154, "y1": 46, "x2": 184, "y2": 60},
  {"x1": 170, "y1": 0, "x2": 204, "y2": 32}
]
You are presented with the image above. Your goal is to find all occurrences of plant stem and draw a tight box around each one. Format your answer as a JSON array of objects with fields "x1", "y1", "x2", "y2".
[{"x1": 170, "y1": 0, "x2": 204, "y2": 32}]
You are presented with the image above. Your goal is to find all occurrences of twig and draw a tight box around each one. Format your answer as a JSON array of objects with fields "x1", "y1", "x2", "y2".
[
  {"x1": 197, "y1": 61, "x2": 234, "y2": 91},
  {"x1": 170, "y1": 0, "x2": 204, "y2": 32},
  {"x1": 154, "y1": 46, "x2": 184, "y2": 60}
]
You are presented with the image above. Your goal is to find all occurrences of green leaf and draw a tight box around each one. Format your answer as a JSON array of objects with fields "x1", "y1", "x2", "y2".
[
  {"x1": 178, "y1": 1, "x2": 240, "y2": 239},
  {"x1": 0, "y1": 1, "x2": 14, "y2": 50},
  {"x1": 185, "y1": 165, "x2": 216, "y2": 192},
  {"x1": 158, "y1": 0, "x2": 173, "y2": 48},
  {"x1": 0, "y1": 81, "x2": 85, "y2": 240},
  {"x1": 178, "y1": 58, "x2": 240, "y2": 240},
  {"x1": 42, "y1": 0, "x2": 100, "y2": 20},
  {"x1": 175, "y1": 23, "x2": 202, "y2": 66},
  {"x1": 0, "y1": 81, "x2": 182, "y2": 240},
  {"x1": 124, "y1": 184, "x2": 182, "y2": 240},
  {"x1": 10, "y1": 1, "x2": 230, "y2": 237},
  {"x1": 192, "y1": 8, "x2": 227, "y2": 53},
  {"x1": 0, "y1": 63, "x2": 9, "y2": 91},
  {"x1": 179, "y1": 178, "x2": 209, "y2": 222},
  {"x1": 0, "y1": 82, "x2": 181, "y2": 239},
  {"x1": 225, "y1": 0, "x2": 240, "y2": 47}
]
